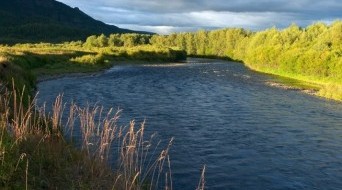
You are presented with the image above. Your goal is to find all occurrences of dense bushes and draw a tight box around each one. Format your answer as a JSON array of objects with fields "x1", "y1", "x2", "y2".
[
  {"x1": 84, "y1": 33, "x2": 151, "y2": 48},
  {"x1": 81, "y1": 33, "x2": 186, "y2": 62},
  {"x1": 105, "y1": 45, "x2": 187, "y2": 62},
  {"x1": 151, "y1": 21, "x2": 342, "y2": 100},
  {"x1": 70, "y1": 53, "x2": 106, "y2": 65}
]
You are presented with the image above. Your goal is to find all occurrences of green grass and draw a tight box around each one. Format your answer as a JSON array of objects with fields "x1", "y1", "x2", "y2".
[
  {"x1": 0, "y1": 42, "x2": 203, "y2": 189},
  {"x1": 0, "y1": 43, "x2": 186, "y2": 90},
  {"x1": 245, "y1": 62, "x2": 342, "y2": 101}
]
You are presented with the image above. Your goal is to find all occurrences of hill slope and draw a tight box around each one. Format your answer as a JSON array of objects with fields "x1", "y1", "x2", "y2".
[{"x1": 0, "y1": 0, "x2": 146, "y2": 43}]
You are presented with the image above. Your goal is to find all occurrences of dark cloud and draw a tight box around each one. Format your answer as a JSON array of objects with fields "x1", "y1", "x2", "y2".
[
  {"x1": 60, "y1": 0, "x2": 342, "y2": 13},
  {"x1": 57, "y1": 0, "x2": 342, "y2": 34}
]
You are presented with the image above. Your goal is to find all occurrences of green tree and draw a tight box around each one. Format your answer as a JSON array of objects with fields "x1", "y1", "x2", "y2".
[
  {"x1": 97, "y1": 34, "x2": 108, "y2": 47},
  {"x1": 84, "y1": 35, "x2": 98, "y2": 48},
  {"x1": 108, "y1": 34, "x2": 123, "y2": 47}
]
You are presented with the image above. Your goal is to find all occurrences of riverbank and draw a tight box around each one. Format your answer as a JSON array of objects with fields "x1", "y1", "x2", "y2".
[
  {"x1": 188, "y1": 57, "x2": 337, "y2": 101},
  {"x1": 0, "y1": 43, "x2": 186, "y2": 91},
  {"x1": 0, "y1": 44, "x2": 187, "y2": 189},
  {"x1": 151, "y1": 21, "x2": 342, "y2": 101},
  {"x1": 36, "y1": 58, "x2": 326, "y2": 102},
  {"x1": 36, "y1": 58, "x2": 188, "y2": 82},
  {"x1": 245, "y1": 63, "x2": 342, "y2": 101}
]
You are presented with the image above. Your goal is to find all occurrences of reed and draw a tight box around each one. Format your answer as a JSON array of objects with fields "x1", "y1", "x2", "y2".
[
  {"x1": 196, "y1": 165, "x2": 206, "y2": 190},
  {"x1": 0, "y1": 84, "x2": 199, "y2": 189}
]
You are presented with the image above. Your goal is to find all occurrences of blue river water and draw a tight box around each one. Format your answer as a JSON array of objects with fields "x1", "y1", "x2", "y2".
[{"x1": 37, "y1": 59, "x2": 342, "y2": 189}]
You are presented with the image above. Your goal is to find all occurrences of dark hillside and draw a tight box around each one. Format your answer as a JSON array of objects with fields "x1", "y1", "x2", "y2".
[{"x1": 0, "y1": 0, "x2": 148, "y2": 43}]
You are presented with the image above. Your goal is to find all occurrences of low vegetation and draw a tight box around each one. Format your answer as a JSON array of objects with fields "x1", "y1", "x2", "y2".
[{"x1": 0, "y1": 34, "x2": 186, "y2": 91}]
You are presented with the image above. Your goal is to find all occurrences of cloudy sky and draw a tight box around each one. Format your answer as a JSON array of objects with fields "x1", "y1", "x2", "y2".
[{"x1": 57, "y1": 0, "x2": 341, "y2": 34}]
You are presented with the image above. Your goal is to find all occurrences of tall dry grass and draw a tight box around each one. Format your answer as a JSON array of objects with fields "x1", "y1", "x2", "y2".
[
  {"x1": 74, "y1": 102, "x2": 174, "y2": 189},
  {"x1": 0, "y1": 84, "x2": 182, "y2": 189},
  {"x1": 196, "y1": 165, "x2": 206, "y2": 190},
  {"x1": 318, "y1": 84, "x2": 342, "y2": 101},
  {"x1": 0, "y1": 86, "x2": 9, "y2": 154}
]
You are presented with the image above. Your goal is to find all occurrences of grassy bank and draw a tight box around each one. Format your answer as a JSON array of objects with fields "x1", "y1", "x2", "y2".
[
  {"x1": 151, "y1": 21, "x2": 342, "y2": 101},
  {"x1": 244, "y1": 64, "x2": 342, "y2": 100},
  {"x1": 0, "y1": 42, "x2": 186, "y2": 91},
  {"x1": 0, "y1": 89, "x2": 177, "y2": 189},
  {"x1": 0, "y1": 41, "x2": 198, "y2": 189}
]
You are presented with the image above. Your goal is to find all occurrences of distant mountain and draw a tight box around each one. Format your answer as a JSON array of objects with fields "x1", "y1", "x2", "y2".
[{"x1": 0, "y1": 0, "x2": 149, "y2": 43}]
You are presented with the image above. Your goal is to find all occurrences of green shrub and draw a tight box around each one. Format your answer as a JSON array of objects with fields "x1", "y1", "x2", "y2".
[{"x1": 70, "y1": 53, "x2": 105, "y2": 65}]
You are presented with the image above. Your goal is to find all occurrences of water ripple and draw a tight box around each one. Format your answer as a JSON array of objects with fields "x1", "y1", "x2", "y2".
[{"x1": 37, "y1": 59, "x2": 342, "y2": 190}]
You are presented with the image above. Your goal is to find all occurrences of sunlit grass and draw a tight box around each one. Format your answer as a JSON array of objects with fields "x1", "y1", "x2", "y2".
[
  {"x1": 0, "y1": 85, "x2": 186, "y2": 189},
  {"x1": 0, "y1": 43, "x2": 186, "y2": 79},
  {"x1": 70, "y1": 53, "x2": 105, "y2": 65},
  {"x1": 245, "y1": 63, "x2": 342, "y2": 101},
  {"x1": 318, "y1": 84, "x2": 342, "y2": 100}
]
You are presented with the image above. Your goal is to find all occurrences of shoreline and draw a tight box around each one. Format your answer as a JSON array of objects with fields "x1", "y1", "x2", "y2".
[
  {"x1": 195, "y1": 57, "x2": 336, "y2": 101},
  {"x1": 36, "y1": 59, "x2": 187, "y2": 83},
  {"x1": 243, "y1": 63, "x2": 341, "y2": 102},
  {"x1": 35, "y1": 58, "x2": 336, "y2": 102},
  {"x1": 36, "y1": 71, "x2": 105, "y2": 83},
  {"x1": 264, "y1": 81, "x2": 318, "y2": 96}
]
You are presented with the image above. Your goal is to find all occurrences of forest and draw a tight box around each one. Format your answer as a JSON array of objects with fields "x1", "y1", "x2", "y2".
[{"x1": 151, "y1": 21, "x2": 342, "y2": 100}]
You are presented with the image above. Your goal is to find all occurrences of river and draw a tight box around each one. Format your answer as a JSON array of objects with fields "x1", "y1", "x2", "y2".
[{"x1": 37, "y1": 58, "x2": 342, "y2": 190}]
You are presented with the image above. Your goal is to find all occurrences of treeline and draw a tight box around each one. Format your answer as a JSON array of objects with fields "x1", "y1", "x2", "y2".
[
  {"x1": 0, "y1": 33, "x2": 186, "y2": 89},
  {"x1": 84, "y1": 34, "x2": 151, "y2": 48},
  {"x1": 151, "y1": 21, "x2": 342, "y2": 86},
  {"x1": 81, "y1": 34, "x2": 186, "y2": 62}
]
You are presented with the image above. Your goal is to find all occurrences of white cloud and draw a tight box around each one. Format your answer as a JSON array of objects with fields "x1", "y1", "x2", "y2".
[
  {"x1": 114, "y1": 24, "x2": 199, "y2": 34},
  {"x1": 56, "y1": 0, "x2": 342, "y2": 34}
]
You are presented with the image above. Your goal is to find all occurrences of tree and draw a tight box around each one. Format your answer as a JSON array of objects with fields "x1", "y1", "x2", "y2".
[
  {"x1": 97, "y1": 34, "x2": 108, "y2": 47},
  {"x1": 84, "y1": 35, "x2": 97, "y2": 48},
  {"x1": 109, "y1": 34, "x2": 123, "y2": 47}
]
